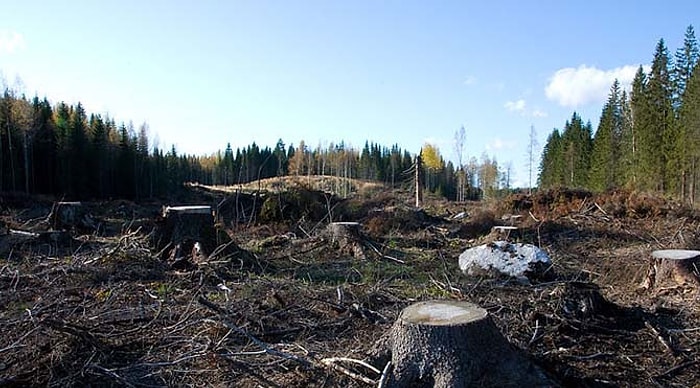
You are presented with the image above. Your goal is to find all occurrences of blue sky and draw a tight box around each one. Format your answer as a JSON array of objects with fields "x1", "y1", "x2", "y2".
[{"x1": 1, "y1": 1, "x2": 699, "y2": 187}]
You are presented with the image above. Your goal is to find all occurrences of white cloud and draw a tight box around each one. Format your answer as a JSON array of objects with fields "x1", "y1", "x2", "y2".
[
  {"x1": 486, "y1": 137, "x2": 516, "y2": 151},
  {"x1": 0, "y1": 30, "x2": 25, "y2": 54},
  {"x1": 504, "y1": 99, "x2": 547, "y2": 118},
  {"x1": 504, "y1": 99, "x2": 526, "y2": 113},
  {"x1": 463, "y1": 75, "x2": 477, "y2": 86},
  {"x1": 545, "y1": 64, "x2": 641, "y2": 107},
  {"x1": 532, "y1": 109, "x2": 548, "y2": 118}
]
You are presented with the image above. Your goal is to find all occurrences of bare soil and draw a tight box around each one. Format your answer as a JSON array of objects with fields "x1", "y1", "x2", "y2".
[{"x1": 1, "y1": 186, "x2": 699, "y2": 387}]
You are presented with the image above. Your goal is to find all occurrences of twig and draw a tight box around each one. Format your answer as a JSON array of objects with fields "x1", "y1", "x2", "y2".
[
  {"x1": 377, "y1": 361, "x2": 392, "y2": 388},
  {"x1": 0, "y1": 326, "x2": 41, "y2": 353},
  {"x1": 529, "y1": 211, "x2": 540, "y2": 222},
  {"x1": 565, "y1": 352, "x2": 613, "y2": 361},
  {"x1": 528, "y1": 319, "x2": 541, "y2": 347},
  {"x1": 321, "y1": 357, "x2": 380, "y2": 374},
  {"x1": 197, "y1": 296, "x2": 312, "y2": 368},
  {"x1": 645, "y1": 321, "x2": 675, "y2": 354},
  {"x1": 321, "y1": 357, "x2": 377, "y2": 385},
  {"x1": 656, "y1": 360, "x2": 700, "y2": 378},
  {"x1": 87, "y1": 364, "x2": 136, "y2": 388},
  {"x1": 667, "y1": 326, "x2": 700, "y2": 333},
  {"x1": 593, "y1": 202, "x2": 607, "y2": 215},
  {"x1": 363, "y1": 240, "x2": 405, "y2": 264}
]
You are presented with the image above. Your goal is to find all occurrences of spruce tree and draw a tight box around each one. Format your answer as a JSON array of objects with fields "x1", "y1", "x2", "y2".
[
  {"x1": 590, "y1": 80, "x2": 621, "y2": 191},
  {"x1": 629, "y1": 66, "x2": 647, "y2": 189},
  {"x1": 560, "y1": 113, "x2": 592, "y2": 188},
  {"x1": 641, "y1": 39, "x2": 674, "y2": 192},
  {"x1": 618, "y1": 90, "x2": 636, "y2": 187},
  {"x1": 679, "y1": 61, "x2": 700, "y2": 202},
  {"x1": 672, "y1": 25, "x2": 699, "y2": 111},
  {"x1": 538, "y1": 129, "x2": 564, "y2": 188}
]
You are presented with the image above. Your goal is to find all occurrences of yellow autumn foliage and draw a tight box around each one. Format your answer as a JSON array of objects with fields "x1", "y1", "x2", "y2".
[{"x1": 421, "y1": 143, "x2": 444, "y2": 171}]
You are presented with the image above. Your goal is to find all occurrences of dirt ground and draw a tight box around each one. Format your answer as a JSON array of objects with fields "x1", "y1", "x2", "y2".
[{"x1": 1, "y1": 186, "x2": 699, "y2": 387}]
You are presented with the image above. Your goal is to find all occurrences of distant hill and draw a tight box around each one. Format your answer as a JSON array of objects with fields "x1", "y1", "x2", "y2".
[{"x1": 190, "y1": 175, "x2": 387, "y2": 197}]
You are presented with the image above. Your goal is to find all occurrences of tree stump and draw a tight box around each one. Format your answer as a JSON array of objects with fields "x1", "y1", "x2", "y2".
[
  {"x1": 381, "y1": 300, "x2": 554, "y2": 387},
  {"x1": 490, "y1": 226, "x2": 519, "y2": 240},
  {"x1": 326, "y1": 222, "x2": 361, "y2": 242},
  {"x1": 325, "y1": 222, "x2": 365, "y2": 258},
  {"x1": 641, "y1": 250, "x2": 700, "y2": 290},
  {"x1": 154, "y1": 206, "x2": 216, "y2": 264},
  {"x1": 49, "y1": 202, "x2": 94, "y2": 231}
]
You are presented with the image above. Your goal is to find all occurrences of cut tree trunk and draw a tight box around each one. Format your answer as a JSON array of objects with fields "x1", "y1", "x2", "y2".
[
  {"x1": 154, "y1": 206, "x2": 216, "y2": 262},
  {"x1": 326, "y1": 222, "x2": 361, "y2": 243},
  {"x1": 380, "y1": 300, "x2": 555, "y2": 387},
  {"x1": 325, "y1": 222, "x2": 364, "y2": 258},
  {"x1": 641, "y1": 250, "x2": 700, "y2": 290},
  {"x1": 48, "y1": 202, "x2": 95, "y2": 231}
]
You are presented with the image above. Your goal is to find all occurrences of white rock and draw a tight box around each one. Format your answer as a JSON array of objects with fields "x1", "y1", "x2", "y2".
[{"x1": 458, "y1": 241, "x2": 551, "y2": 281}]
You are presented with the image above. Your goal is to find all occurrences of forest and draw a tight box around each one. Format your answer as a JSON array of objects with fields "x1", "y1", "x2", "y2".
[
  {"x1": 539, "y1": 25, "x2": 700, "y2": 202},
  {"x1": 0, "y1": 89, "x2": 507, "y2": 201}
]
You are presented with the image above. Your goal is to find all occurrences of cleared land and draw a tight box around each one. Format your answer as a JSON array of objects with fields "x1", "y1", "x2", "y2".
[{"x1": 1, "y1": 183, "x2": 699, "y2": 387}]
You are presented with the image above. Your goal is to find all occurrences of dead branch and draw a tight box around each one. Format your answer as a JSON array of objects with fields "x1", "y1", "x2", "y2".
[
  {"x1": 656, "y1": 360, "x2": 700, "y2": 379},
  {"x1": 645, "y1": 321, "x2": 675, "y2": 354},
  {"x1": 197, "y1": 296, "x2": 313, "y2": 368},
  {"x1": 320, "y1": 357, "x2": 379, "y2": 385},
  {"x1": 363, "y1": 240, "x2": 405, "y2": 264},
  {"x1": 377, "y1": 361, "x2": 392, "y2": 388}
]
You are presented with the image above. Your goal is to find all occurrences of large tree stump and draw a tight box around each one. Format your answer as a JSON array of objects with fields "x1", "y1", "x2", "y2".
[
  {"x1": 154, "y1": 206, "x2": 216, "y2": 264},
  {"x1": 325, "y1": 222, "x2": 365, "y2": 258},
  {"x1": 326, "y1": 222, "x2": 361, "y2": 242},
  {"x1": 48, "y1": 202, "x2": 95, "y2": 231},
  {"x1": 381, "y1": 300, "x2": 554, "y2": 387},
  {"x1": 641, "y1": 250, "x2": 700, "y2": 290}
]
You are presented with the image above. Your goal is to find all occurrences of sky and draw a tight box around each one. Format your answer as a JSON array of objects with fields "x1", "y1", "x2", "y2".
[{"x1": 1, "y1": 1, "x2": 699, "y2": 187}]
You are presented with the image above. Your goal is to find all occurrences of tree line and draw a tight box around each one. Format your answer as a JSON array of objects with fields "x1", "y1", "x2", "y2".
[
  {"x1": 539, "y1": 25, "x2": 700, "y2": 203},
  {"x1": 0, "y1": 94, "x2": 513, "y2": 202}
]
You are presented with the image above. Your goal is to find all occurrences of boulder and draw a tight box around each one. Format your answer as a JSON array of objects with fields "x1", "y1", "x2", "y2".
[{"x1": 459, "y1": 241, "x2": 552, "y2": 282}]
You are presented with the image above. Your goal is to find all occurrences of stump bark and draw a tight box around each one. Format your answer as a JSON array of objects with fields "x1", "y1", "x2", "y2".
[
  {"x1": 641, "y1": 250, "x2": 700, "y2": 290},
  {"x1": 382, "y1": 300, "x2": 555, "y2": 387}
]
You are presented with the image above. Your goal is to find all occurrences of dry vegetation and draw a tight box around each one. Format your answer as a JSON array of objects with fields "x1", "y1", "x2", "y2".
[{"x1": 1, "y1": 184, "x2": 700, "y2": 387}]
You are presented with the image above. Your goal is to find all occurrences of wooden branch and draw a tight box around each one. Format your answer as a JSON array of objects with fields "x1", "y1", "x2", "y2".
[
  {"x1": 363, "y1": 240, "x2": 405, "y2": 264},
  {"x1": 656, "y1": 360, "x2": 700, "y2": 378},
  {"x1": 644, "y1": 321, "x2": 675, "y2": 354},
  {"x1": 377, "y1": 361, "x2": 392, "y2": 388},
  {"x1": 321, "y1": 357, "x2": 377, "y2": 385},
  {"x1": 197, "y1": 296, "x2": 312, "y2": 368}
]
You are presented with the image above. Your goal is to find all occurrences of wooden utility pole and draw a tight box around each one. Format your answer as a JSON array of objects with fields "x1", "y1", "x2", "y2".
[{"x1": 415, "y1": 155, "x2": 422, "y2": 207}]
